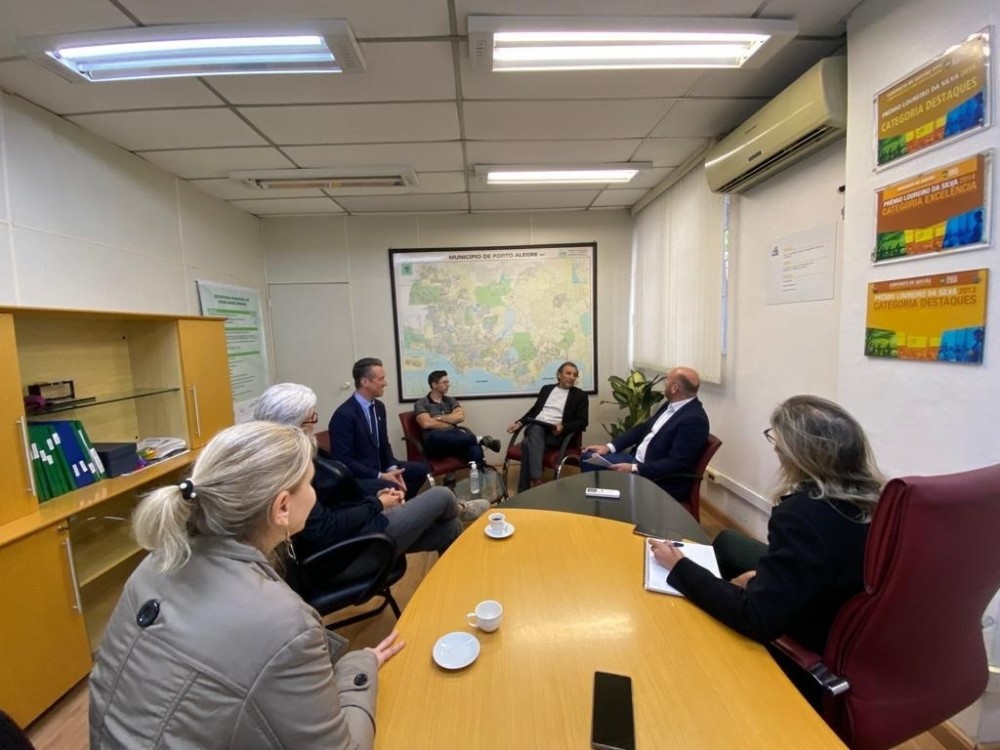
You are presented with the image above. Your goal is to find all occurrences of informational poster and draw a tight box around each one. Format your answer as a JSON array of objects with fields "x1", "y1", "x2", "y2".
[
  {"x1": 864, "y1": 269, "x2": 988, "y2": 364},
  {"x1": 874, "y1": 152, "x2": 992, "y2": 263},
  {"x1": 766, "y1": 225, "x2": 837, "y2": 305},
  {"x1": 875, "y1": 31, "x2": 990, "y2": 168},
  {"x1": 196, "y1": 280, "x2": 270, "y2": 420},
  {"x1": 389, "y1": 244, "x2": 596, "y2": 400}
]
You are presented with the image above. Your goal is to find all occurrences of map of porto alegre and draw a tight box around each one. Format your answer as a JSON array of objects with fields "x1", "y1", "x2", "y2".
[{"x1": 391, "y1": 245, "x2": 597, "y2": 399}]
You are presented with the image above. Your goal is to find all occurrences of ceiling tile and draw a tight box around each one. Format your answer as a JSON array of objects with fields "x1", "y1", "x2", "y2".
[
  {"x1": 471, "y1": 190, "x2": 598, "y2": 210},
  {"x1": 240, "y1": 102, "x2": 460, "y2": 145},
  {"x1": 460, "y1": 52, "x2": 702, "y2": 100},
  {"x1": 465, "y1": 100, "x2": 674, "y2": 140},
  {"x1": 137, "y1": 147, "x2": 295, "y2": 179},
  {"x1": 688, "y1": 40, "x2": 845, "y2": 98},
  {"x1": 627, "y1": 168, "x2": 675, "y2": 189},
  {"x1": 206, "y1": 42, "x2": 456, "y2": 105},
  {"x1": 336, "y1": 194, "x2": 469, "y2": 213},
  {"x1": 68, "y1": 109, "x2": 267, "y2": 150},
  {"x1": 632, "y1": 138, "x2": 709, "y2": 167},
  {"x1": 116, "y1": 0, "x2": 451, "y2": 37},
  {"x1": 229, "y1": 197, "x2": 345, "y2": 215},
  {"x1": 0, "y1": 0, "x2": 132, "y2": 57},
  {"x1": 0, "y1": 61, "x2": 221, "y2": 114},
  {"x1": 650, "y1": 98, "x2": 767, "y2": 138},
  {"x1": 284, "y1": 142, "x2": 465, "y2": 172},
  {"x1": 466, "y1": 139, "x2": 641, "y2": 165},
  {"x1": 761, "y1": 0, "x2": 856, "y2": 36},
  {"x1": 591, "y1": 188, "x2": 650, "y2": 207},
  {"x1": 189, "y1": 179, "x2": 326, "y2": 201}
]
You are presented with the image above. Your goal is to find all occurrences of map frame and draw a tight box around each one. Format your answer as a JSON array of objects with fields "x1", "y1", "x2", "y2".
[{"x1": 388, "y1": 243, "x2": 598, "y2": 401}]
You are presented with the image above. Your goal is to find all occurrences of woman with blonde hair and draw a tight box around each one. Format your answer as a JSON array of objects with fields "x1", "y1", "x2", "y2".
[
  {"x1": 652, "y1": 395, "x2": 884, "y2": 658},
  {"x1": 89, "y1": 421, "x2": 403, "y2": 749}
]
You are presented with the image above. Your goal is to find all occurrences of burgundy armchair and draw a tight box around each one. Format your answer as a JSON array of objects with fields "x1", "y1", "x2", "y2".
[{"x1": 773, "y1": 463, "x2": 1000, "y2": 750}]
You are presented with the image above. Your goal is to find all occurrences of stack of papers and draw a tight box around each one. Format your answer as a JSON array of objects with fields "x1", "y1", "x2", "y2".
[{"x1": 643, "y1": 540, "x2": 721, "y2": 596}]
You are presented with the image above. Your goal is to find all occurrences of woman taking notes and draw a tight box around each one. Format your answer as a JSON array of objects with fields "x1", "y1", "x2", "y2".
[
  {"x1": 652, "y1": 395, "x2": 883, "y2": 661},
  {"x1": 89, "y1": 421, "x2": 403, "y2": 749}
]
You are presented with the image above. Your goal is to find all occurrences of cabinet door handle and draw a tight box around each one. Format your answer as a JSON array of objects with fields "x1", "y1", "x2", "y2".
[
  {"x1": 190, "y1": 385, "x2": 202, "y2": 438},
  {"x1": 17, "y1": 417, "x2": 37, "y2": 496},
  {"x1": 61, "y1": 533, "x2": 83, "y2": 613}
]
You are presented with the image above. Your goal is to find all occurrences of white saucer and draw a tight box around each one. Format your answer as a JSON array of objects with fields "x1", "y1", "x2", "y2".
[
  {"x1": 432, "y1": 631, "x2": 480, "y2": 670},
  {"x1": 484, "y1": 522, "x2": 515, "y2": 539}
]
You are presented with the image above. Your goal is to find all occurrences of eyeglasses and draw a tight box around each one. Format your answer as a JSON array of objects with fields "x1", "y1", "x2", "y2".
[
  {"x1": 763, "y1": 428, "x2": 775, "y2": 444},
  {"x1": 301, "y1": 414, "x2": 319, "y2": 426}
]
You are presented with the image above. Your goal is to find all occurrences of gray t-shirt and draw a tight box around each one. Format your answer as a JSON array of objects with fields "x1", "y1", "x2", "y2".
[{"x1": 413, "y1": 393, "x2": 460, "y2": 419}]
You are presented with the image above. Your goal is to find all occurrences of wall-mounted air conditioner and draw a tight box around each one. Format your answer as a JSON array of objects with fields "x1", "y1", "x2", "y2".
[{"x1": 705, "y1": 56, "x2": 847, "y2": 194}]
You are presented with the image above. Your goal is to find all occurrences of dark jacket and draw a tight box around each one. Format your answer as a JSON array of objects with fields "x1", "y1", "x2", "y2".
[
  {"x1": 519, "y1": 384, "x2": 589, "y2": 435},
  {"x1": 296, "y1": 451, "x2": 389, "y2": 558},
  {"x1": 612, "y1": 398, "x2": 709, "y2": 500},
  {"x1": 667, "y1": 490, "x2": 869, "y2": 654},
  {"x1": 329, "y1": 396, "x2": 398, "y2": 480}
]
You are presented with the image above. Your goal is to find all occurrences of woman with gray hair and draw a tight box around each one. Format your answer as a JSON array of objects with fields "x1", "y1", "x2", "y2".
[
  {"x1": 650, "y1": 395, "x2": 884, "y2": 659},
  {"x1": 89, "y1": 421, "x2": 403, "y2": 749},
  {"x1": 253, "y1": 383, "x2": 485, "y2": 560}
]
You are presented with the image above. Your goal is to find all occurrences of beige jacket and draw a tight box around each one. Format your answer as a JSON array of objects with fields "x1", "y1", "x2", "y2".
[{"x1": 89, "y1": 536, "x2": 378, "y2": 749}]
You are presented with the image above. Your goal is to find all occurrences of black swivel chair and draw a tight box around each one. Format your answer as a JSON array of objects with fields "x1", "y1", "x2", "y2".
[
  {"x1": 284, "y1": 455, "x2": 407, "y2": 630},
  {"x1": 286, "y1": 532, "x2": 406, "y2": 630}
]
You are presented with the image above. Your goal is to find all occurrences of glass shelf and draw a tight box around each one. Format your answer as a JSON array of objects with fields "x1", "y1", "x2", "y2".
[{"x1": 25, "y1": 387, "x2": 180, "y2": 418}]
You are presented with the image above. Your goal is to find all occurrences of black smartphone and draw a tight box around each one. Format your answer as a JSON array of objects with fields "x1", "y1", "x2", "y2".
[{"x1": 591, "y1": 671, "x2": 636, "y2": 750}]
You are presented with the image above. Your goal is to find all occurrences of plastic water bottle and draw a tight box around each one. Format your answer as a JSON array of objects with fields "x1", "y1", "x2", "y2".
[{"x1": 469, "y1": 461, "x2": 480, "y2": 496}]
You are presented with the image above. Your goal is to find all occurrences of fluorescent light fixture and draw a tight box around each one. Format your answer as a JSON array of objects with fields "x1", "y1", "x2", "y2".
[
  {"x1": 475, "y1": 163, "x2": 652, "y2": 185},
  {"x1": 468, "y1": 16, "x2": 797, "y2": 72},
  {"x1": 19, "y1": 20, "x2": 365, "y2": 82},
  {"x1": 230, "y1": 167, "x2": 418, "y2": 191}
]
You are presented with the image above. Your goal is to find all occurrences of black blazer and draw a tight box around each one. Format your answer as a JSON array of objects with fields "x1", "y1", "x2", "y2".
[
  {"x1": 667, "y1": 491, "x2": 869, "y2": 654},
  {"x1": 612, "y1": 398, "x2": 709, "y2": 499},
  {"x1": 520, "y1": 384, "x2": 589, "y2": 435},
  {"x1": 329, "y1": 395, "x2": 399, "y2": 480}
]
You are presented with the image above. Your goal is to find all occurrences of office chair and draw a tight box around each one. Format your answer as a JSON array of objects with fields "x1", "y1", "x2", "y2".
[
  {"x1": 502, "y1": 425, "x2": 583, "y2": 497},
  {"x1": 772, "y1": 463, "x2": 1000, "y2": 750},
  {"x1": 398, "y1": 410, "x2": 470, "y2": 481},
  {"x1": 650, "y1": 433, "x2": 722, "y2": 522},
  {"x1": 286, "y1": 532, "x2": 406, "y2": 631},
  {"x1": 0, "y1": 709, "x2": 34, "y2": 750}
]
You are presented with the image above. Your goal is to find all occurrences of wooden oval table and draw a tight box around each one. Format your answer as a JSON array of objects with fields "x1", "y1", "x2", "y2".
[{"x1": 375, "y1": 509, "x2": 846, "y2": 749}]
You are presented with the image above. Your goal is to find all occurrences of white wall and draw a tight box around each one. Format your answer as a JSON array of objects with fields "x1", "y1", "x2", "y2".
[
  {"x1": 263, "y1": 211, "x2": 633, "y2": 448},
  {"x1": 698, "y1": 144, "x2": 847, "y2": 536},
  {"x1": 0, "y1": 94, "x2": 265, "y2": 315},
  {"x1": 845, "y1": 0, "x2": 1000, "y2": 742},
  {"x1": 841, "y1": 0, "x2": 1000, "y2": 476}
]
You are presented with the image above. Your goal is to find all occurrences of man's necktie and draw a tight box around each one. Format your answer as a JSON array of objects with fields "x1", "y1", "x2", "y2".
[{"x1": 368, "y1": 403, "x2": 379, "y2": 448}]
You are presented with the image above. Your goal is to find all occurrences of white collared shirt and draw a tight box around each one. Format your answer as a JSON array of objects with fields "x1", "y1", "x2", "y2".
[{"x1": 635, "y1": 396, "x2": 694, "y2": 462}]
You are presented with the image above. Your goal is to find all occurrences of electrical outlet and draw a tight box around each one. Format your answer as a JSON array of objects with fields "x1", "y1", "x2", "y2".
[
  {"x1": 706, "y1": 469, "x2": 718, "y2": 482},
  {"x1": 988, "y1": 666, "x2": 1000, "y2": 694}
]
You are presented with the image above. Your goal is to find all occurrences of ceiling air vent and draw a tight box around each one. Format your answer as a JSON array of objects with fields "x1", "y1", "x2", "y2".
[{"x1": 230, "y1": 167, "x2": 418, "y2": 191}]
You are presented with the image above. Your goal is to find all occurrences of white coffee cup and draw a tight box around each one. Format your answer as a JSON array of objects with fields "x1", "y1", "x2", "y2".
[
  {"x1": 466, "y1": 600, "x2": 503, "y2": 632},
  {"x1": 488, "y1": 512, "x2": 506, "y2": 535}
]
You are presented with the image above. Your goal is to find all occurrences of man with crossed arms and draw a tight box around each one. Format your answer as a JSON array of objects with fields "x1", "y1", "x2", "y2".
[{"x1": 583, "y1": 366, "x2": 709, "y2": 502}]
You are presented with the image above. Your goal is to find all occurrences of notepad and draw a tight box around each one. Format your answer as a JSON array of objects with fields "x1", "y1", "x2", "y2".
[
  {"x1": 643, "y1": 540, "x2": 721, "y2": 596},
  {"x1": 583, "y1": 452, "x2": 613, "y2": 467}
]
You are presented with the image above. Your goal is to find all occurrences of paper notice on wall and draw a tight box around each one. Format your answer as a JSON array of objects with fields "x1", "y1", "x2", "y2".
[
  {"x1": 766, "y1": 224, "x2": 837, "y2": 305},
  {"x1": 196, "y1": 280, "x2": 269, "y2": 421}
]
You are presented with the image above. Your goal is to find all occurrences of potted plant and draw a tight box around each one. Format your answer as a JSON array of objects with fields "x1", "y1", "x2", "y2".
[{"x1": 602, "y1": 369, "x2": 665, "y2": 438}]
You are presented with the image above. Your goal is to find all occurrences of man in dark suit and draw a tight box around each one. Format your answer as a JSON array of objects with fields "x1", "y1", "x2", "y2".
[
  {"x1": 583, "y1": 366, "x2": 709, "y2": 501},
  {"x1": 507, "y1": 361, "x2": 589, "y2": 492},
  {"x1": 330, "y1": 357, "x2": 430, "y2": 499}
]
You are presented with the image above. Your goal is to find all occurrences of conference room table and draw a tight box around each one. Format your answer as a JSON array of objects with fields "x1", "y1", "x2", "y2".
[
  {"x1": 502, "y1": 470, "x2": 709, "y2": 542},
  {"x1": 374, "y1": 481, "x2": 845, "y2": 749}
]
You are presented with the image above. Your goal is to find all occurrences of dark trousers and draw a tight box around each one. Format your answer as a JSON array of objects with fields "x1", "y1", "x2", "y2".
[
  {"x1": 517, "y1": 424, "x2": 564, "y2": 491},
  {"x1": 712, "y1": 529, "x2": 768, "y2": 581},
  {"x1": 356, "y1": 459, "x2": 429, "y2": 500},
  {"x1": 424, "y1": 429, "x2": 484, "y2": 468}
]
